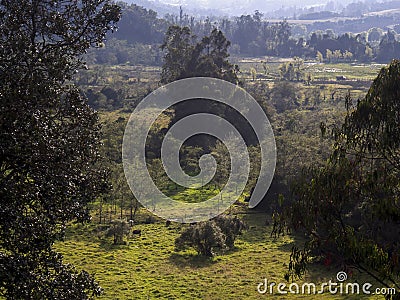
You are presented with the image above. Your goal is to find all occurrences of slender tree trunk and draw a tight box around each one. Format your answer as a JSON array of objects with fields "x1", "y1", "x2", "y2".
[
  {"x1": 99, "y1": 201, "x2": 103, "y2": 224},
  {"x1": 120, "y1": 196, "x2": 123, "y2": 220},
  {"x1": 130, "y1": 199, "x2": 134, "y2": 222}
]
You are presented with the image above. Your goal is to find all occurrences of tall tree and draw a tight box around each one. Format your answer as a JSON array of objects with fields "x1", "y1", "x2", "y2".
[
  {"x1": 273, "y1": 60, "x2": 400, "y2": 295},
  {"x1": 161, "y1": 25, "x2": 239, "y2": 84},
  {"x1": 160, "y1": 26, "x2": 244, "y2": 150},
  {"x1": 114, "y1": 3, "x2": 167, "y2": 45},
  {"x1": 160, "y1": 25, "x2": 195, "y2": 84},
  {"x1": 0, "y1": 1, "x2": 120, "y2": 298},
  {"x1": 377, "y1": 30, "x2": 400, "y2": 63}
]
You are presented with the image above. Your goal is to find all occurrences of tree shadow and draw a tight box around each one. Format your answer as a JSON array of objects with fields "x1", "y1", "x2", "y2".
[
  {"x1": 234, "y1": 211, "x2": 306, "y2": 254},
  {"x1": 169, "y1": 252, "x2": 217, "y2": 269},
  {"x1": 275, "y1": 239, "x2": 297, "y2": 253},
  {"x1": 96, "y1": 238, "x2": 131, "y2": 251},
  {"x1": 61, "y1": 223, "x2": 99, "y2": 242},
  {"x1": 234, "y1": 212, "x2": 272, "y2": 244},
  {"x1": 216, "y1": 246, "x2": 242, "y2": 257}
]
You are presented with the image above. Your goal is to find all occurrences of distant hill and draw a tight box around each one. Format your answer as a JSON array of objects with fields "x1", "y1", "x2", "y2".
[
  {"x1": 298, "y1": 11, "x2": 340, "y2": 20},
  {"x1": 123, "y1": 0, "x2": 400, "y2": 18},
  {"x1": 133, "y1": 0, "x2": 355, "y2": 16},
  {"x1": 122, "y1": 0, "x2": 224, "y2": 16}
]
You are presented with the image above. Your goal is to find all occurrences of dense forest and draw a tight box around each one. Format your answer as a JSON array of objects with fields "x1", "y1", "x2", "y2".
[{"x1": 86, "y1": 2, "x2": 400, "y2": 66}]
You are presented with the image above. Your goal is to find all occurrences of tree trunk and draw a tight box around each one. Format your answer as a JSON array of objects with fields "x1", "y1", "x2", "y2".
[
  {"x1": 99, "y1": 201, "x2": 103, "y2": 224},
  {"x1": 120, "y1": 196, "x2": 123, "y2": 220}
]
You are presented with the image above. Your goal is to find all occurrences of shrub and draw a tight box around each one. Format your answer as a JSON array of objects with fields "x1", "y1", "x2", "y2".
[
  {"x1": 105, "y1": 219, "x2": 131, "y2": 245},
  {"x1": 175, "y1": 215, "x2": 247, "y2": 256},
  {"x1": 213, "y1": 216, "x2": 247, "y2": 249}
]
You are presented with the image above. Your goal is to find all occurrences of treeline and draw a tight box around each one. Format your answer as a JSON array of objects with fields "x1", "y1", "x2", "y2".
[
  {"x1": 87, "y1": 2, "x2": 400, "y2": 65},
  {"x1": 311, "y1": 29, "x2": 400, "y2": 63},
  {"x1": 306, "y1": 14, "x2": 400, "y2": 35}
]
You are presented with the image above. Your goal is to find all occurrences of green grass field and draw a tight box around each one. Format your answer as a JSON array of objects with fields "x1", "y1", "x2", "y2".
[
  {"x1": 235, "y1": 57, "x2": 383, "y2": 82},
  {"x1": 56, "y1": 210, "x2": 383, "y2": 300}
]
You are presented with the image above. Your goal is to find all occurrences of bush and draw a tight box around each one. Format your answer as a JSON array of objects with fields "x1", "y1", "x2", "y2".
[
  {"x1": 175, "y1": 215, "x2": 247, "y2": 257},
  {"x1": 213, "y1": 216, "x2": 247, "y2": 249},
  {"x1": 105, "y1": 219, "x2": 131, "y2": 245}
]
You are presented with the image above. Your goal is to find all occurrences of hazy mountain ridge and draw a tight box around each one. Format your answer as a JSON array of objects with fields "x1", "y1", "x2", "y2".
[
  {"x1": 124, "y1": 0, "x2": 225, "y2": 16},
  {"x1": 124, "y1": 0, "x2": 400, "y2": 19},
  {"x1": 123, "y1": 0, "x2": 334, "y2": 17},
  {"x1": 147, "y1": 0, "x2": 335, "y2": 14}
]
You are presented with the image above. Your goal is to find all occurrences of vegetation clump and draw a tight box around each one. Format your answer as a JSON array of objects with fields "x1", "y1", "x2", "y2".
[
  {"x1": 175, "y1": 216, "x2": 247, "y2": 257},
  {"x1": 105, "y1": 220, "x2": 132, "y2": 245}
]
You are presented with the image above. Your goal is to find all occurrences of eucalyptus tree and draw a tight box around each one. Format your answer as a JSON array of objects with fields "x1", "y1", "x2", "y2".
[{"x1": 274, "y1": 60, "x2": 400, "y2": 296}]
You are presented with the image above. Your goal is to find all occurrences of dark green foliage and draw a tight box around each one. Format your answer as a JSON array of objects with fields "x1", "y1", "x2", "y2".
[
  {"x1": 91, "y1": 39, "x2": 163, "y2": 66},
  {"x1": 376, "y1": 30, "x2": 400, "y2": 63},
  {"x1": 310, "y1": 32, "x2": 369, "y2": 62},
  {"x1": 82, "y1": 3, "x2": 400, "y2": 66},
  {"x1": 175, "y1": 216, "x2": 247, "y2": 256},
  {"x1": 273, "y1": 60, "x2": 400, "y2": 294},
  {"x1": 213, "y1": 216, "x2": 248, "y2": 249},
  {"x1": 160, "y1": 26, "x2": 260, "y2": 149},
  {"x1": 105, "y1": 220, "x2": 131, "y2": 245},
  {"x1": 160, "y1": 25, "x2": 247, "y2": 150},
  {"x1": 0, "y1": 0, "x2": 120, "y2": 298},
  {"x1": 175, "y1": 221, "x2": 226, "y2": 257},
  {"x1": 113, "y1": 3, "x2": 167, "y2": 45},
  {"x1": 99, "y1": 115, "x2": 142, "y2": 223},
  {"x1": 160, "y1": 25, "x2": 194, "y2": 84},
  {"x1": 161, "y1": 25, "x2": 239, "y2": 84},
  {"x1": 232, "y1": 11, "x2": 265, "y2": 55},
  {"x1": 270, "y1": 81, "x2": 300, "y2": 113}
]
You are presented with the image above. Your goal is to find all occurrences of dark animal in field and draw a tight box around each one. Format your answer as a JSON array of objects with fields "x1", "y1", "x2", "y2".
[{"x1": 132, "y1": 229, "x2": 142, "y2": 236}]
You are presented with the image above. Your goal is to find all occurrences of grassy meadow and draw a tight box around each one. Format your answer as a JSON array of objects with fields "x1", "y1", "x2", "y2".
[
  {"x1": 55, "y1": 59, "x2": 390, "y2": 299},
  {"x1": 56, "y1": 208, "x2": 382, "y2": 299}
]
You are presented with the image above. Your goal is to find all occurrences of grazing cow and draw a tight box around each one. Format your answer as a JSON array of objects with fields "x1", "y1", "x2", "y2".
[{"x1": 132, "y1": 229, "x2": 142, "y2": 236}]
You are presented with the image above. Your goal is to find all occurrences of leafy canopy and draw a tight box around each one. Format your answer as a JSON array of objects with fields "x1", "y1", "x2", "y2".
[
  {"x1": 161, "y1": 25, "x2": 239, "y2": 84},
  {"x1": 0, "y1": 0, "x2": 120, "y2": 298}
]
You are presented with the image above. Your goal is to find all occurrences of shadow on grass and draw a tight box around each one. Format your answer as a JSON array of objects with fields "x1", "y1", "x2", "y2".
[
  {"x1": 169, "y1": 252, "x2": 217, "y2": 269},
  {"x1": 97, "y1": 238, "x2": 132, "y2": 251},
  {"x1": 239, "y1": 227, "x2": 271, "y2": 244},
  {"x1": 235, "y1": 212, "x2": 272, "y2": 244},
  {"x1": 62, "y1": 223, "x2": 98, "y2": 242},
  {"x1": 236, "y1": 211, "x2": 307, "y2": 254},
  {"x1": 275, "y1": 239, "x2": 297, "y2": 253},
  {"x1": 169, "y1": 245, "x2": 243, "y2": 269},
  {"x1": 274, "y1": 230, "x2": 308, "y2": 253}
]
